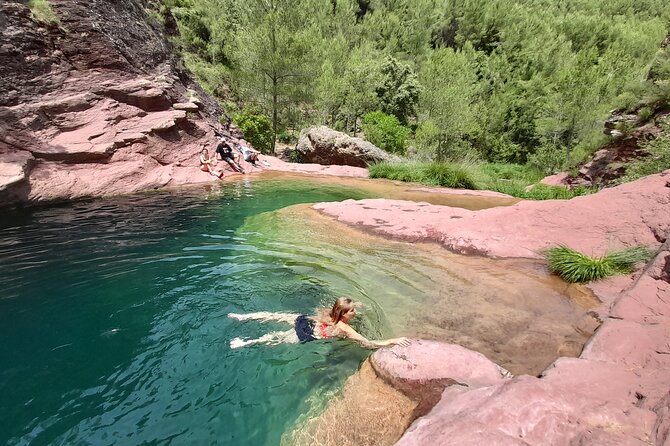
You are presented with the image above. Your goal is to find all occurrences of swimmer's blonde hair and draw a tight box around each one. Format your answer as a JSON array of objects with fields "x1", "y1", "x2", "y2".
[{"x1": 329, "y1": 297, "x2": 356, "y2": 323}]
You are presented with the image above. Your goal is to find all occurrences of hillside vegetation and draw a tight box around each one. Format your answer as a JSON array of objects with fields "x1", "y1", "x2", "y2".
[{"x1": 156, "y1": 0, "x2": 669, "y2": 182}]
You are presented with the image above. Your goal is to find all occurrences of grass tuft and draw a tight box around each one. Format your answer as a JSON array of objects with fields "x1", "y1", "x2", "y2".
[
  {"x1": 368, "y1": 161, "x2": 478, "y2": 189},
  {"x1": 605, "y1": 246, "x2": 655, "y2": 273},
  {"x1": 543, "y1": 245, "x2": 653, "y2": 283},
  {"x1": 29, "y1": 0, "x2": 60, "y2": 25}
]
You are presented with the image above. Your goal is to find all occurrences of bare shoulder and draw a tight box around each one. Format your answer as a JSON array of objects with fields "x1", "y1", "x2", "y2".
[{"x1": 335, "y1": 321, "x2": 355, "y2": 334}]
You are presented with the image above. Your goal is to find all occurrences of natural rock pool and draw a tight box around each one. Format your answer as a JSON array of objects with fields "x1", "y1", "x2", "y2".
[{"x1": 0, "y1": 174, "x2": 597, "y2": 445}]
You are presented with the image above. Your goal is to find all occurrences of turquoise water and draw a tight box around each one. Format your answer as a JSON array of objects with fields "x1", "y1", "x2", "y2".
[{"x1": 0, "y1": 178, "x2": 385, "y2": 445}]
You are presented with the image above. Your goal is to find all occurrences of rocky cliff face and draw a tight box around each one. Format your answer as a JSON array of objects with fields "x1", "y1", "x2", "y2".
[{"x1": 0, "y1": 0, "x2": 236, "y2": 205}]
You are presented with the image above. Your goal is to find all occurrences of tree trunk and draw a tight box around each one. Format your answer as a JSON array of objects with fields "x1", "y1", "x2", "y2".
[
  {"x1": 272, "y1": 78, "x2": 278, "y2": 154},
  {"x1": 270, "y1": 16, "x2": 278, "y2": 154}
]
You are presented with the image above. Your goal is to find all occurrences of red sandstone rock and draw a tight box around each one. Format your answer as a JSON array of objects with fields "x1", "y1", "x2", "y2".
[
  {"x1": 540, "y1": 171, "x2": 569, "y2": 186},
  {"x1": 393, "y1": 245, "x2": 670, "y2": 445},
  {"x1": 315, "y1": 170, "x2": 670, "y2": 259},
  {"x1": 0, "y1": 150, "x2": 34, "y2": 191},
  {"x1": 372, "y1": 340, "x2": 510, "y2": 390},
  {"x1": 406, "y1": 186, "x2": 513, "y2": 199},
  {"x1": 172, "y1": 102, "x2": 200, "y2": 111},
  {"x1": 260, "y1": 155, "x2": 368, "y2": 178},
  {"x1": 368, "y1": 342, "x2": 512, "y2": 429},
  {"x1": 309, "y1": 171, "x2": 670, "y2": 445}
]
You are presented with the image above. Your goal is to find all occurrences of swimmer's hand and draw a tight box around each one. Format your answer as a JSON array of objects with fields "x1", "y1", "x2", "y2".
[{"x1": 386, "y1": 337, "x2": 411, "y2": 347}]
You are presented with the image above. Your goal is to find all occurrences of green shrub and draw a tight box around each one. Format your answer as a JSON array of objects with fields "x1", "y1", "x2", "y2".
[
  {"x1": 520, "y1": 184, "x2": 596, "y2": 200},
  {"x1": 287, "y1": 150, "x2": 302, "y2": 163},
  {"x1": 422, "y1": 163, "x2": 478, "y2": 188},
  {"x1": 527, "y1": 145, "x2": 566, "y2": 175},
  {"x1": 277, "y1": 131, "x2": 296, "y2": 144},
  {"x1": 182, "y1": 53, "x2": 232, "y2": 98},
  {"x1": 480, "y1": 163, "x2": 542, "y2": 182},
  {"x1": 29, "y1": 0, "x2": 60, "y2": 25},
  {"x1": 615, "y1": 91, "x2": 639, "y2": 112},
  {"x1": 487, "y1": 137, "x2": 527, "y2": 164},
  {"x1": 233, "y1": 107, "x2": 274, "y2": 154},
  {"x1": 413, "y1": 120, "x2": 440, "y2": 157},
  {"x1": 638, "y1": 106, "x2": 653, "y2": 123},
  {"x1": 543, "y1": 245, "x2": 653, "y2": 283},
  {"x1": 368, "y1": 160, "x2": 598, "y2": 199},
  {"x1": 361, "y1": 111, "x2": 411, "y2": 155},
  {"x1": 615, "y1": 120, "x2": 635, "y2": 136}
]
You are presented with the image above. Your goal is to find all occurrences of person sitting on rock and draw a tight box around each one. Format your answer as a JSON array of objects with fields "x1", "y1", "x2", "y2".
[
  {"x1": 236, "y1": 139, "x2": 262, "y2": 167},
  {"x1": 199, "y1": 148, "x2": 224, "y2": 179},
  {"x1": 215, "y1": 137, "x2": 245, "y2": 173},
  {"x1": 228, "y1": 297, "x2": 411, "y2": 349}
]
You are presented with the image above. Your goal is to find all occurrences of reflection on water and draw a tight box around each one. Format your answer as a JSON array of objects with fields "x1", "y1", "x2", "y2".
[{"x1": 0, "y1": 174, "x2": 588, "y2": 445}]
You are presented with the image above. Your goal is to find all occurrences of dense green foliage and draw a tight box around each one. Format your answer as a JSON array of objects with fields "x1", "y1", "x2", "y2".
[
  {"x1": 361, "y1": 111, "x2": 410, "y2": 154},
  {"x1": 232, "y1": 107, "x2": 274, "y2": 154},
  {"x1": 543, "y1": 245, "x2": 653, "y2": 283},
  {"x1": 157, "y1": 0, "x2": 669, "y2": 172},
  {"x1": 368, "y1": 161, "x2": 597, "y2": 199}
]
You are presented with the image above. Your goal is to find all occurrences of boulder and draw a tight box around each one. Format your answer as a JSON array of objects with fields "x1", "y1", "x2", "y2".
[
  {"x1": 0, "y1": 150, "x2": 34, "y2": 191},
  {"x1": 295, "y1": 126, "x2": 398, "y2": 167},
  {"x1": 371, "y1": 340, "x2": 511, "y2": 417}
]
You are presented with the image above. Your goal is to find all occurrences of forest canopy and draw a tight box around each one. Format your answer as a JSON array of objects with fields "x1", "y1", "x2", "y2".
[{"x1": 156, "y1": 0, "x2": 669, "y2": 171}]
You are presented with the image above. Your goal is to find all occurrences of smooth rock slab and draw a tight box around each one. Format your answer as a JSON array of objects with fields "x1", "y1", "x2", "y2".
[
  {"x1": 397, "y1": 359, "x2": 660, "y2": 446},
  {"x1": 315, "y1": 170, "x2": 670, "y2": 259},
  {"x1": 172, "y1": 102, "x2": 199, "y2": 111}
]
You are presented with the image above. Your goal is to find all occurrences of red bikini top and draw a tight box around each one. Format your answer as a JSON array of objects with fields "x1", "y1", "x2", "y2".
[{"x1": 319, "y1": 323, "x2": 332, "y2": 339}]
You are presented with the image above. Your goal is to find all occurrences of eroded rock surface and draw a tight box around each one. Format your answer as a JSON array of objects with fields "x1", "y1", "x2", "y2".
[
  {"x1": 0, "y1": 1, "x2": 367, "y2": 206},
  {"x1": 0, "y1": 0, "x2": 239, "y2": 205},
  {"x1": 372, "y1": 341, "x2": 511, "y2": 419}
]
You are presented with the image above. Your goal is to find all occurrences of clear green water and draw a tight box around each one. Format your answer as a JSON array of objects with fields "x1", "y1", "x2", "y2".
[{"x1": 0, "y1": 178, "x2": 385, "y2": 446}]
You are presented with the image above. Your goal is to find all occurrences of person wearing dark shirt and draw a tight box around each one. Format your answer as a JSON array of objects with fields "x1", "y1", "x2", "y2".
[{"x1": 215, "y1": 138, "x2": 245, "y2": 173}]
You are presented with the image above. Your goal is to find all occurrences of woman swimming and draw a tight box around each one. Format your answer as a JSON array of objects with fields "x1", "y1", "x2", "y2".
[{"x1": 228, "y1": 297, "x2": 410, "y2": 349}]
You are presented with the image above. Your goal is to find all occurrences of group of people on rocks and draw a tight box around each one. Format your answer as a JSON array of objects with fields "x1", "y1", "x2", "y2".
[{"x1": 199, "y1": 137, "x2": 264, "y2": 179}]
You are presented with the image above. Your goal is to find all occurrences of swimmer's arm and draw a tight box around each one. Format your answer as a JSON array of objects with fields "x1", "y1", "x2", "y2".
[{"x1": 336, "y1": 323, "x2": 410, "y2": 349}]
